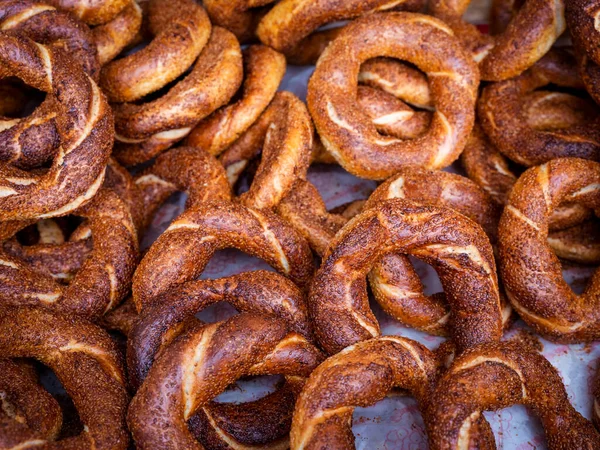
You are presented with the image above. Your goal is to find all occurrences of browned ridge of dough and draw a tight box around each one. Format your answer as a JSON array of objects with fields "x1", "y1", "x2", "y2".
[
  {"x1": 427, "y1": 341, "x2": 600, "y2": 448},
  {"x1": 132, "y1": 199, "x2": 314, "y2": 308},
  {"x1": 219, "y1": 91, "x2": 314, "y2": 210},
  {"x1": 308, "y1": 12, "x2": 479, "y2": 179},
  {"x1": 430, "y1": 0, "x2": 565, "y2": 81},
  {"x1": 309, "y1": 198, "x2": 502, "y2": 355},
  {"x1": 186, "y1": 44, "x2": 286, "y2": 156},
  {"x1": 0, "y1": 305, "x2": 130, "y2": 449},
  {"x1": 0, "y1": 35, "x2": 113, "y2": 222},
  {"x1": 498, "y1": 158, "x2": 600, "y2": 342},
  {"x1": 128, "y1": 313, "x2": 323, "y2": 450},
  {"x1": 291, "y1": 336, "x2": 443, "y2": 449}
]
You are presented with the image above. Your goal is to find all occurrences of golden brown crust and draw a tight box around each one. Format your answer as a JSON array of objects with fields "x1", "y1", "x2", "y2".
[
  {"x1": 203, "y1": 0, "x2": 274, "y2": 42},
  {"x1": 479, "y1": 49, "x2": 600, "y2": 166},
  {"x1": 307, "y1": 12, "x2": 479, "y2": 179},
  {"x1": 0, "y1": 305, "x2": 130, "y2": 449},
  {"x1": 430, "y1": 0, "x2": 565, "y2": 81},
  {"x1": 0, "y1": 35, "x2": 113, "y2": 222},
  {"x1": 427, "y1": 341, "x2": 600, "y2": 449},
  {"x1": 128, "y1": 270, "x2": 311, "y2": 388},
  {"x1": 257, "y1": 0, "x2": 426, "y2": 56},
  {"x1": 291, "y1": 336, "x2": 439, "y2": 449},
  {"x1": 277, "y1": 179, "x2": 348, "y2": 257},
  {"x1": 0, "y1": 359, "x2": 63, "y2": 447},
  {"x1": 498, "y1": 158, "x2": 600, "y2": 342},
  {"x1": 566, "y1": 0, "x2": 600, "y2": 66},
  {"x1": 0, "y1": 0, "x2": 100, "y2": 78},
  {"x1": 219, "y1": 91, "x2": 314, "y2": 210},
  {"x1": 46, "y1": 0, "x2": 128, "y2": 25},
  {"x1": 132, "y1": 200, "x2": 314, "y2": 308},
  {"x1": 99, "y1": 0, "x2": 211, "y2": 103},
  {"x1": 128, "y1": 313, "x2": 323, "y2": 450},
  {"x1": 461, "y1": 123, "x2": 596, "y2": 233},
  {"x1": 134, "y1": 146, "x2": 231, "y2": 232},
  {"x1": 357, "y1": 85, "x2": 431, "y2": 139},
  {"x1": 112, "y1": 26, "x2": 244, "y2": 165},
  {"x1": 92, "y1": 0, "x2": 141, "y2": 65},
  {"x1": 309, "y1": 198, "x2": 502, "y2": 355},
  {"x1": 186, "y1": 45, "x2": 286, "y2": 156},
  {"x1": 0, "y1": 189, "x2": 138, "y2": 319}
]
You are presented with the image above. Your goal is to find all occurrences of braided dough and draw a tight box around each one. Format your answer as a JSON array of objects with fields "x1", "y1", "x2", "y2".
[
  {"x1": 0, "y1": 35, "x2": 113, "y2": 222},
  {"x1": 132, "y1": 200, "x2": 314, "y2": 308},
  {"x1": 308, "y1": 12, "x2": 479, "y2": 179},
  {"x1": 127, "y1": 271, "x2": 312, "y2": 448},
  {"x1": 128, "y1": 313, "x2": 323, "y2": 449},
  {"x1": 498, "y1": 158, "x2": 600, "y2": 342},
  {"x1": 309, "y1": 198, "x2": 502, "y2": 355},
  {"x1": 0, "y1": 306, "x2": 130, "y2": 449},
  {"x1": 427, "y1": 341, "x2": 600, "y2": 449},
  {"x1": 100, "y1": 0, "x2": 211, "y2": 102},
  {"x1": 430, "y1": 0, "x2": 565, "y2": 81}
]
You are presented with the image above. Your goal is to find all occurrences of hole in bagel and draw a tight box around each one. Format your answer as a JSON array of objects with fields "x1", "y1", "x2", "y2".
[{"x1": 0, "y1": 77, "x2": 46, "y2": 119}]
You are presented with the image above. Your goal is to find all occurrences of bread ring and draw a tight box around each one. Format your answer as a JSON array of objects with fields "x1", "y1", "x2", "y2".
[
  {"x1": 566, "y1": 0, "x2": 600, "y2": 66},
  {"x1": 427, "y1": 341, "x2": 600, "y2": 449},
  {"x1": 219, "y1": 91, "x2": 314, "y2": 210},
  {"x1": 498, "y1": 158, "x2": 600, "y2": 342},
  {"x1": 309, "y1": 198, "x2": 502, "y2": 355},
  {"x1": 134, "y1": 146, "x2": 231, "y2": 232},
  {"x1": 46, "y1": 0, "x2": 128, "y2": 25},
  {"x1": 0, "y1": 0, "x2": 99, "y2": 78},
  {"x1": 128, "y1": 313, "x2": 323, "y2": 450},
  {"x1": 91, "y1": 0, "x2": 142, "y2": 65},
  {"x1": 203, "y1": 0, "x2": 274, "y2": 42},
  {"x1": 0, "y1": 35, "x2": 113, "y2": 222},
  {"x1": 430, "y1": 0, "x2": 565, "y2": 81},
  {"x1": 127, "y1": 271, "x2": 313, "y2": 448},
  {"x1": 364, "y1": 170, "x2": 508, "y2": 337},
  {"x1": 99, "y1": 0, "x2": 211, "y2": 103},
  {"x1": 0, "y1": 359, "x2": 63, "y2": 447},
  {"x1": 256, "y1": 0, "x2": 426, "y2": 57},
  {"x1": 307, "y1": 12, "x2": 479, "y2": 179},
  {"x1": 185, "y1": 45, "x2": 286, "y2": 156},
  {"x1": 0, "y1": 305, "x2": 130, "y2": 449},
  {"x1": 111, "y1": 27, "x2": 243, "y2": 165},
  {"x1": 291, "y1": 336, "x2": 441, "y2": 449},
  {"x1": 128, "y1": 270, "x2": 311, "y2": 387},
  {"x1": 479, "y1": 49, "x2": 600, "y2": 166},
  {"x1": 132, "y1": 200, "x2": 314, "y2": 308},
  {"x1": 0, "y1": 189, "x2": 138, "y2": 319}
]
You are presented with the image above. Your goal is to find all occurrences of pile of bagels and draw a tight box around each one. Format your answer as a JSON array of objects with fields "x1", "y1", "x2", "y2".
[{"x1": 2, "y1": 0, "x2": 600, "y2": 448}]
